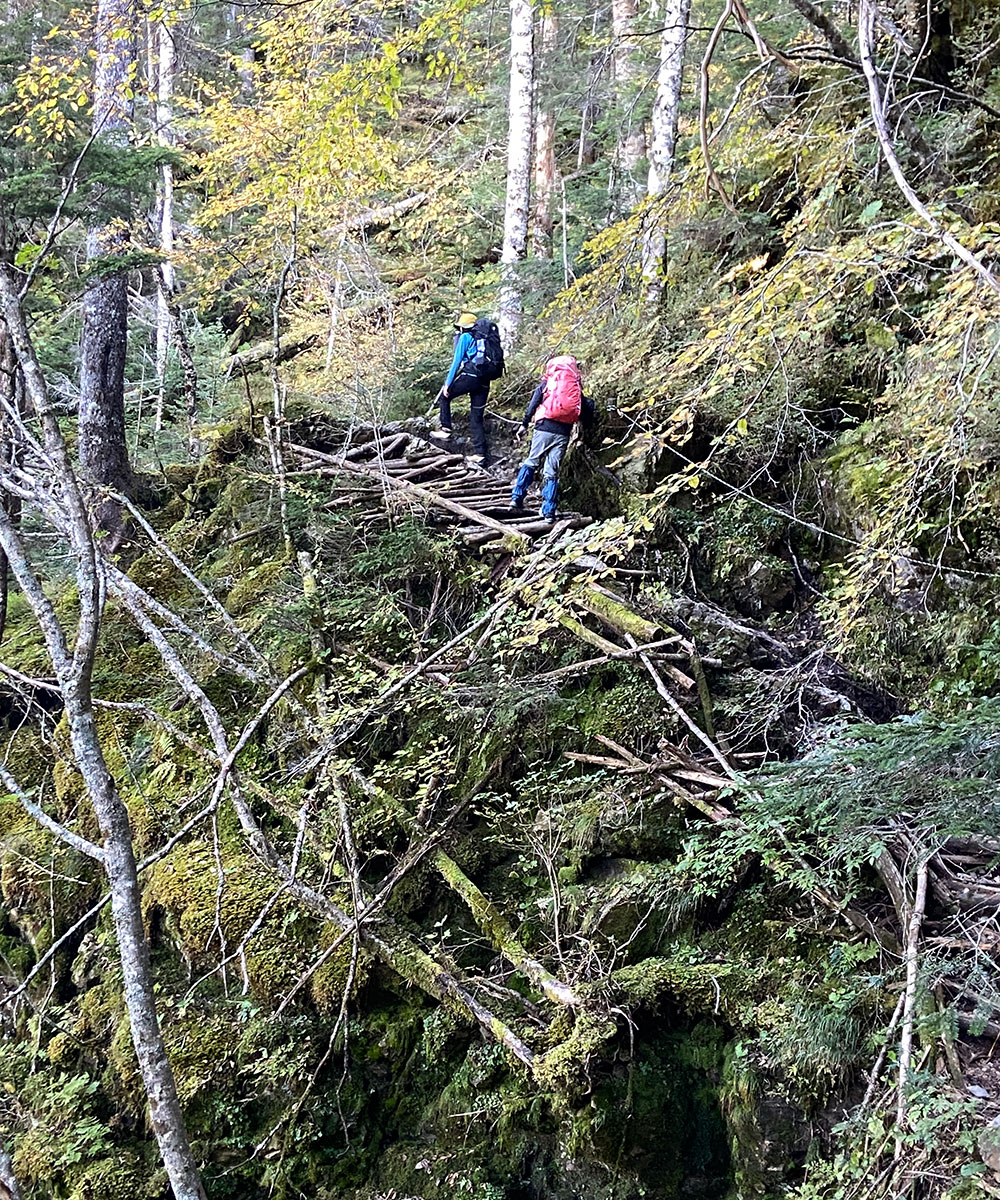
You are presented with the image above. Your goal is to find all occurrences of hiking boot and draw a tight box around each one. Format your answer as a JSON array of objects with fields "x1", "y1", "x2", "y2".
[
  {"x1": 465, "y1": 455, "x2": 488, "y2": 470},
  {"x1": 430, "y1": 428, "x2": 452, "y2": 442},
  {"x1": 509, "y1": 498, "x2": 525, "y2": 514}
]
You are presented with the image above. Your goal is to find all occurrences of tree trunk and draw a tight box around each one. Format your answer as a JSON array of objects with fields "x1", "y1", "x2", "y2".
[
  {"x1": 154, "y1": 18, "x2": 175, "y2": 435},
  {"x1": 642, "y1": 0, "x2": 691, "y2": 305},
  {"x1": 70, "y1": 696, "x2": 209, "y2": 1200},
  {"x1": 78, "y1": 0, "x2": 135, "y2": 501},
  {"x1": 231, "y1": 2, "x2": 255, "y2": 93},
  {"x1": 498, "y1": 0, "x2": 534, "y2": 350},
  {"x1": 577, "y1": 10, "x2": 602, "y2": 170},
  {"x1": 0, "y1": 265, "x2": 207, "y2": 1200},
  {"x1": 531, "y1": 10, "x2": 558, "y2": 259},
  {"x1": 0, "y1": 1132, "x2": 20, "y2": 1199},
  {"x1": 0, "y1": 322, "x2": 22, "y2": 645},
  {"x1": 612, "y1": 0, "x2": 646, "y2": 212}
]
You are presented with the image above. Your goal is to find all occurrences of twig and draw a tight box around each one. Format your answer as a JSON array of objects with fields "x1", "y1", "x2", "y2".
[
  {"x1": 896, "y1": 856, "x2": 929, "y2": 1154},
  {"x1": 699, "y1": 0, "x2": 738, "y2": 211},
  {"x1": 858, "y1": 0, "x2": 1000, "y2": 297},
  {"x1": 626, "y1": 633, "x2": 736, "y2": 778},
  {"x1": 861, "y1": 989, "x2": 906, "y2": 1113}
]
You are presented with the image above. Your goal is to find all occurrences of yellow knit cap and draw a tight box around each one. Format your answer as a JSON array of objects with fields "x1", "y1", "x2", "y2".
[{"x1": 454, "y1": 311, "x2": 477, "y2": 330}]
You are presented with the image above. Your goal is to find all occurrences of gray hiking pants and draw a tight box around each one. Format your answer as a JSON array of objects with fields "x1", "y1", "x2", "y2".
[{"x1": 522, "y1": 429, "x2": 568, "y2": 481}]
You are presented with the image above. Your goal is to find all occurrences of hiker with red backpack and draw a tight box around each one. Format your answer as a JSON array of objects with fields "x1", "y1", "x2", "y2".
[
  {"x1": 432, "y1": 311, "x2": 505, "y2": 468},
  {"x1": 511, "y1": 355, "x2": 595, "y2": 521}
]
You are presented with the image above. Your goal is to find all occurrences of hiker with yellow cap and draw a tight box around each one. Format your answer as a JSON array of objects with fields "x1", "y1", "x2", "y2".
[{"x1": 432, "y1": 312, "x2": 505, "y2": 468}]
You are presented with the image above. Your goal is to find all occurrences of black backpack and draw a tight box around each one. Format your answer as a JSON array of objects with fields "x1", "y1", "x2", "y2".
[{"x1": 469, "y1": 318, "x2": 504, "y2": 382}]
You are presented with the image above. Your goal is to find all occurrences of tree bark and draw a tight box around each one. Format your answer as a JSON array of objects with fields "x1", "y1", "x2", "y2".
[
  {"x1": 498, "y1": 0, "x2": 534, "y2": 350},
  {"x1": 642, "y1": 0, "x2": 691, "y2": 305},
  {"x1": 531, "y1": 10, "x2": 558, "y2": 259},
  {"x1": 0, "y1": 1138, "x2": 21, "y2": 1200},
  {"x1": 0, "y1": 322, "x2": 22, "y2": 644},
  {"x1": 154, "y1": 18, "x2": 176, "y2": 434},
  {"x1": 69, "y1": 695, "x2": 209, "y2": 1200},
  {"x1": 0, "y1": 265, "x2": 206, "y2": 1200},
  {"x1": 78, "y1": 0, "x2": 136, "y2": 503},
  {"x1": 231, "y1": 2, "x2": 255, "y2": 93},
  {"x1": 612, "y1": 0, "x2": 646, "y2": 212}
]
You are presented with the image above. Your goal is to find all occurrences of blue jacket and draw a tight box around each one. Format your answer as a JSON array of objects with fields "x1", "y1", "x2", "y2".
[{"x1": 445, "y1": 332, "x2": 476, "y2": 388}]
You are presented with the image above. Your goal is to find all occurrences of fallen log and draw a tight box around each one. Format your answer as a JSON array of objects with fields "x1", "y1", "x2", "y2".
[
  {"x1": 570, "y1": 582, "x2": 670, "y2": 649},
  {"x1": 381, "y1": 792, "x2": 582, "y2": 1008},
  {"x1": 224, "y1": 333, "x2": 319, "y2": 375},
  {"x1": 325, "y1": 191, "x2": 429, "y2": 236}
]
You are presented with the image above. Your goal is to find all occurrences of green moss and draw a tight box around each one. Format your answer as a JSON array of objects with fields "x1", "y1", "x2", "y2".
[
  {"x1": 66, "y1": 1154, "x2": 145, "y2": 1200},
  {"x1": 225, "y1": 557, "x2": 291, "y2": 616},
  {"x1": 310, "y1": 922, "x2": 369, "y2": 1012},
  {"x1": 612, "y1": 956, "x2": 753, "y2": 1019},
  {"x1": 531, "y1": 1010, "x2": 617, "y2": 1094},
  {"x1": 0, "y1": 816, "x2": 100, "y2": 953},
  {"x1": 143, "y1": 841, "x2": 319, "y2": 1002},
  {"x1": 163, "y1": 1009, "x2": 244, "y2": 1104}
]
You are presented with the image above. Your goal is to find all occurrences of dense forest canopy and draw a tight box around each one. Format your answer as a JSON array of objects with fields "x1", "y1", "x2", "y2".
[{"x1": 0, "y1": 0, "x2": 999, "y2": 1197}]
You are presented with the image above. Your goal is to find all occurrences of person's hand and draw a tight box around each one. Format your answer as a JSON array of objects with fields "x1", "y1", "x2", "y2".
[
  {"x1": 520, "y1": 423, "x2": 529, "y2": 436},
  {"x1": 442, "y1": 386, "x2": 450, "y2": 398}
]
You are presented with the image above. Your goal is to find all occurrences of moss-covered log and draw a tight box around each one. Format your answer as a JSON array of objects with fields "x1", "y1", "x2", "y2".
[{"x1": 384, "y1": 792, "x2": 581, "y2": 1008}]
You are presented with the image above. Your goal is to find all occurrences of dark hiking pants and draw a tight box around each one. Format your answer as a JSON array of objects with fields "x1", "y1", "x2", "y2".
[{"x1": 439, "y1": 372, "x2": 490, "y2": 460}]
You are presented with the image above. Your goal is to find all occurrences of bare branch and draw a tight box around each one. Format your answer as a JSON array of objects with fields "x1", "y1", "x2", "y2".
[
  {"x1": 896, "y1": 856, "x2": 929, "y2": 1152},
  {"x1": 0, "y1": 764, "x2": 104, "y2": 861},
  {"x1": 858, "y1": 0, "x2": 1000, "y2": 297}
]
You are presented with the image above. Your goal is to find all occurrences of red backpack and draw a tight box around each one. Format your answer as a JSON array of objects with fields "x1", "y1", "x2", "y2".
[{"x1": 537, "y1": 356, "x2": 582, "y2": 423}]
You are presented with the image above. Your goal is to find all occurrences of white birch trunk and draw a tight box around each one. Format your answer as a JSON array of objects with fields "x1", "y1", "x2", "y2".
[
  {"x1": 231, "y1": 3, "x2": 254, "y2": 92},
  {"x1": 612, "y1": 0, "x2": 646, "y2": 212},
  {"x1": 498, "y1": 0, "x2": 534, "y2": 350},
  {"x1": 642, "y1": 0, "x2": 691, "y2": 305},
  {"x1": 531, "y1": 10, "x2": 558, "y2": 259},
  {"x1": 155, "y1": 19, "x2": 175, "y2": 434}
]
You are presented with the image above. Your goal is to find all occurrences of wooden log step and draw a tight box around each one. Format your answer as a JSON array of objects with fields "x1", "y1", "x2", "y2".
[
  {"x1": 437, "y1": 492, "x2": 513, "y2": 505},
  {"x1": 437, "y1": 478, "x2": 510, "y2": 491},
  {"x1": 379, "y1": 461, "x2": 446, "y2": 477},
  {"x1": 397, "y1": 466, "x2": 451, "y2": 483},
  {"x1": 346, "y1": 432, "x2": 411, "y2": 461},
  {"x1": 387, "y1": 451, "x2": 454, "y2": 467},
  {"x1": 343, "y1": 440, "x2": 382, "y2": 461},
  {"x1": 436, "y1": 482, "x2": 509, "y2": 493},
  {"x1": 463, "y1": 516, "x2": 591, "y2": 545}
]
